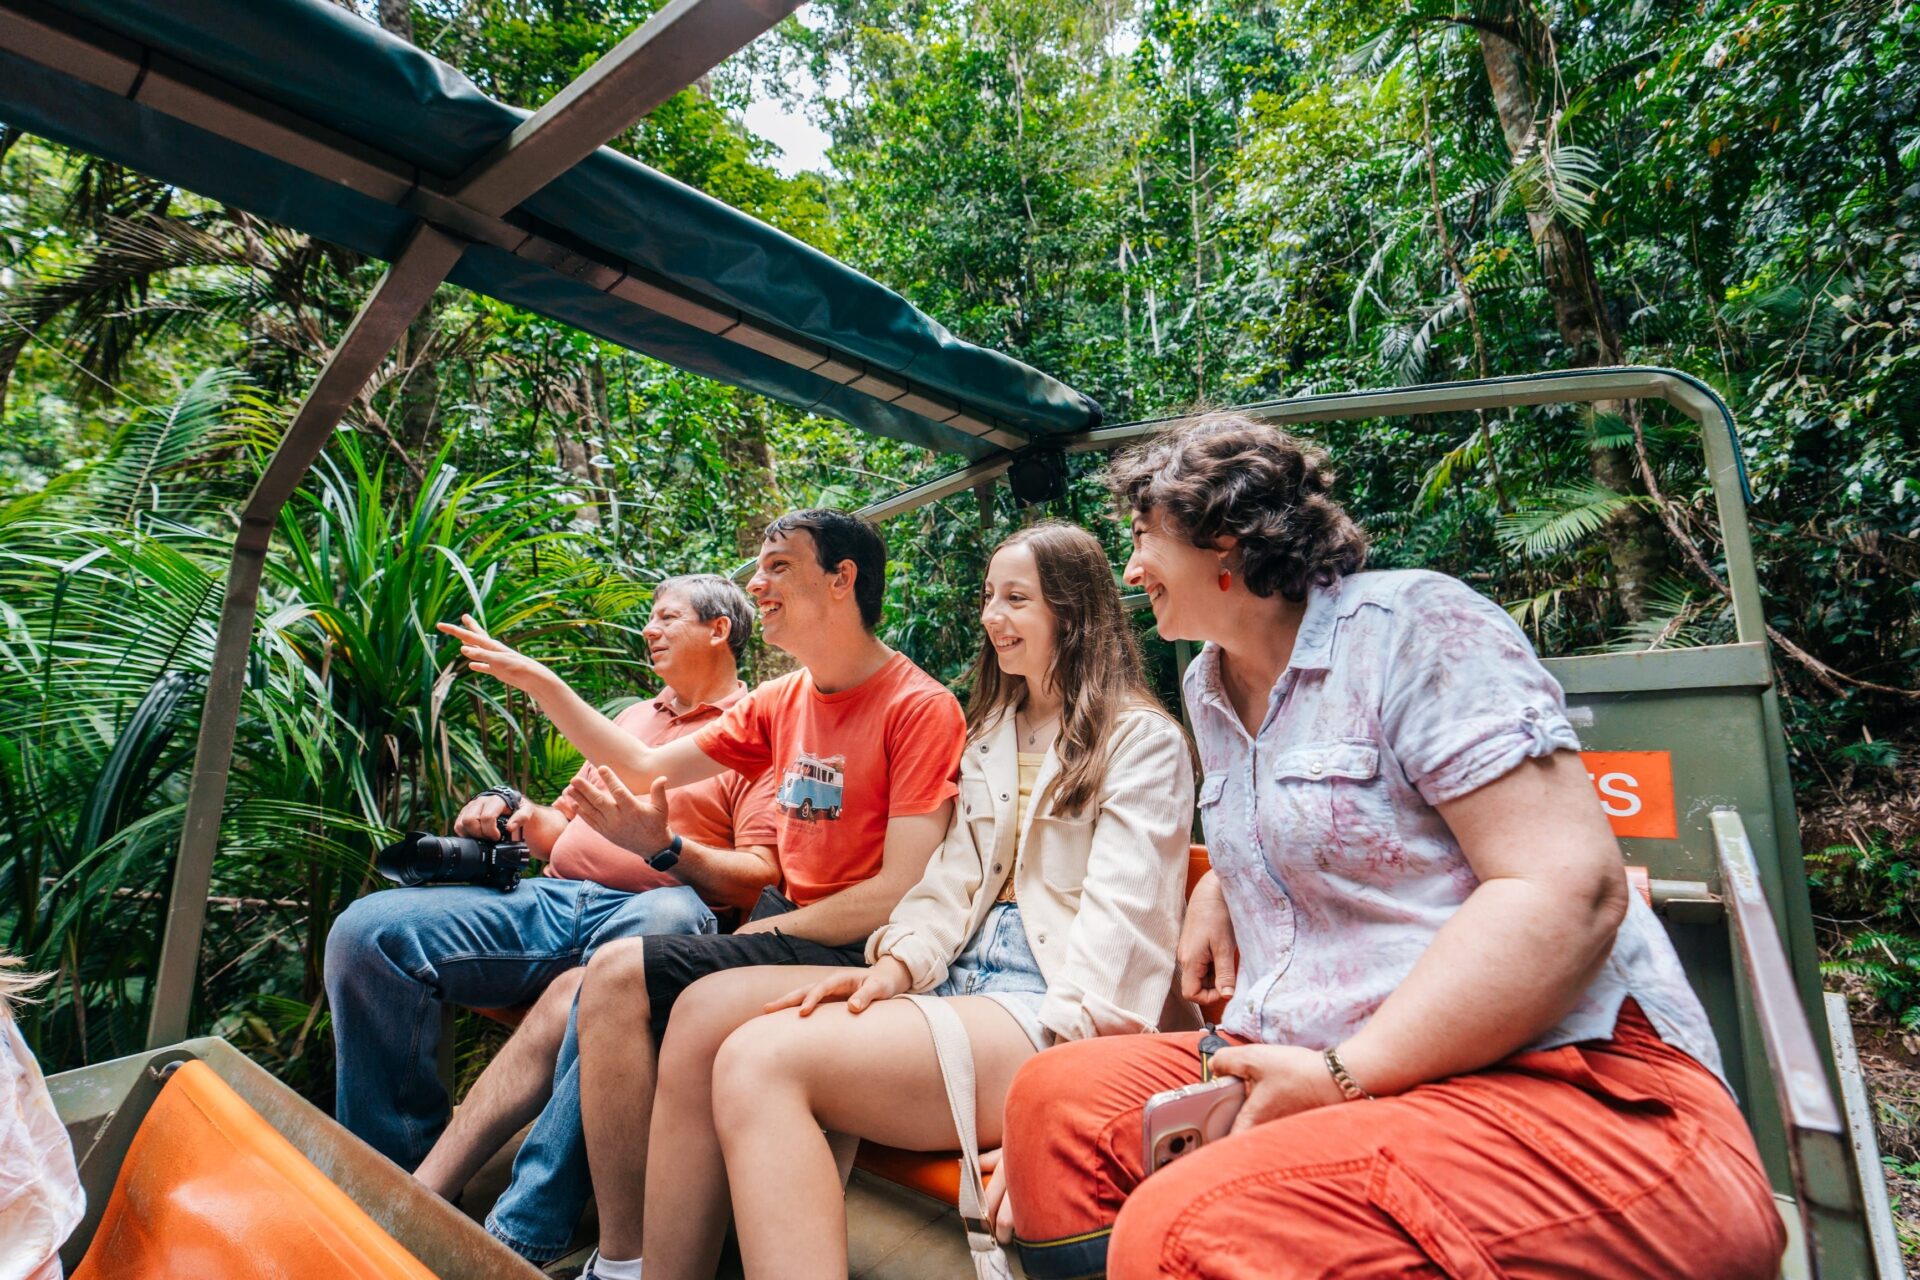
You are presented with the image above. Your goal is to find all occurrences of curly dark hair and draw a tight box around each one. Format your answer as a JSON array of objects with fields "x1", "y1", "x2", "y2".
[{"x1": 1107, "y1": 413, "x2": 1369, "y2": 602}]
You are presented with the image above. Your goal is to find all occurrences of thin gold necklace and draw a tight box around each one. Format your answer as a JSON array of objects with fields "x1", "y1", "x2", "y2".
[{"x1": 1019, "y1": 709, "x2": 1061, "y2": 748}]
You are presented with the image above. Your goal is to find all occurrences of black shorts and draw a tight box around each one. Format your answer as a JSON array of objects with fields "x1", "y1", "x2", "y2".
[{"x1": 640, "y1": 886, "x2": 865, "y2": 1040}]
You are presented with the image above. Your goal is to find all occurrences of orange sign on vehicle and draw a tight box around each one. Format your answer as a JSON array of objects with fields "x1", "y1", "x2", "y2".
[{"x1": 1580, "y1": 751, "x2": 1677, "y2": 840}]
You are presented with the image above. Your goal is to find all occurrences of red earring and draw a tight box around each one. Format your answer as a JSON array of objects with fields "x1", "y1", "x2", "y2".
[{"x1": 1218, "y1": 565, "x2": 1232, "y2": 592}]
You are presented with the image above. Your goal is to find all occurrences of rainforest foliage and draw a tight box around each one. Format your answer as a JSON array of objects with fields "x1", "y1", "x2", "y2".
[{"x1": 1, "y1": 0, "x2": 1916, "y2": 1109}]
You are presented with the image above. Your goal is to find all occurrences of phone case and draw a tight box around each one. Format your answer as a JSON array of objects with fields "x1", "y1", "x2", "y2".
[{"x1": 1140, "y1": 1076, "x2": 1247, "y2": 1172}]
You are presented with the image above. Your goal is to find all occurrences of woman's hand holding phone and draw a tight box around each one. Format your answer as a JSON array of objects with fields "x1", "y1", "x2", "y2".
[{"x1": 1207, "y1": 1043, "x2": 1347, "y2": 1134}]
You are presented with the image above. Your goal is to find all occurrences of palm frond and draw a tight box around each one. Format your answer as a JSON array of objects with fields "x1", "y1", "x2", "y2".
[
  {"x1": 1496, "y1": 481, "x2": 1649, "y2": 556},
  {"x1": 1494, "y1": 137, "x2": 1602, "y2": 230}
]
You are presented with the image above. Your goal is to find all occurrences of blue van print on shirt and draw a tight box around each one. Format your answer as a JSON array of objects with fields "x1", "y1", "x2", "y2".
[{"x1": 778, "y1": 752, "x2": 845, "y2": 821}]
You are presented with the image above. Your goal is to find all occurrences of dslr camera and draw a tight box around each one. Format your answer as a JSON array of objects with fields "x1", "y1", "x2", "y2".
[{"x1": 376, "y1": 787, "x2": 530, "y2": 892}]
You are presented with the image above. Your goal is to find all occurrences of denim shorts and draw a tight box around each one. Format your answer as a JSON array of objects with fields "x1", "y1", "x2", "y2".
[{"x1": 932, "y1": 902, "x2": 1049, "y2": 1049}]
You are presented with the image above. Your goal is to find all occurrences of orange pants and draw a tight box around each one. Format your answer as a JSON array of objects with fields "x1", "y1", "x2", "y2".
[{"x1": 1003, "y1": 1003, "x2": 1785, "y2": 1279}]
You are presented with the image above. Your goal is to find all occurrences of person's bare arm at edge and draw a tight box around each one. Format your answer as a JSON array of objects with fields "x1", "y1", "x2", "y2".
[
  {"x1": 439, "y1": 615, "x2": 724, "y2": 792},
  {"x1": 1212, "y1": 750, "x2": 1629, "y2": 1127},
  {"x1": 735, "y1": 804, "x2": 954, "y2": 948}
]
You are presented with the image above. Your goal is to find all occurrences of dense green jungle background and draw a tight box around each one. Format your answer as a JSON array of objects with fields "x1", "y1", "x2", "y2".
[{"x1": 3, "y1": 0, "x2": 1917, "y2": 1255}]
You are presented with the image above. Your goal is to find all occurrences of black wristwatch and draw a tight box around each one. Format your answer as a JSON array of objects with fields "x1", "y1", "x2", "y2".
[
  {"x1": 478, "y1": 786, "x2": 523, "y2": 840},
  {"x1": 647, "y1": 833, "x2": 684, "y2": 872}
]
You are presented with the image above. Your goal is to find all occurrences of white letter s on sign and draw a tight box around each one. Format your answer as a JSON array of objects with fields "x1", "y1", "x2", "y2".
[{"x1": 1591, "y1": 771, "x2": 1644, "y2": 818}]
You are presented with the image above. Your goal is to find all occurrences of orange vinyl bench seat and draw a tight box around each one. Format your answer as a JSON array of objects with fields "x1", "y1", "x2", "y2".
[{"x1": 72, "y1": 1059, "x2": 436, "y2": 1280}]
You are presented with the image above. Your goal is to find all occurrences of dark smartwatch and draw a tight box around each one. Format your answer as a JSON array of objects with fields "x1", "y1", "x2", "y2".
[
  {"x1": 647, "y1": 833, "x2": 684, "y2": 872},
  {"x1": 478, "y1": 786, "x2": 523, "y2": 840}
]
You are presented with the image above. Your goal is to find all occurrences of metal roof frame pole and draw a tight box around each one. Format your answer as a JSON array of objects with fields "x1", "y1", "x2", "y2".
[
  {"x1": 145, "y1": 225, "x2": 465, "y2": 1049},
  {"x1": 862, "y1": 367, "x2": 1765, "y2": 619},
  {"x1": 452, "y1": 0, "x2": 806, "y2": 217}
]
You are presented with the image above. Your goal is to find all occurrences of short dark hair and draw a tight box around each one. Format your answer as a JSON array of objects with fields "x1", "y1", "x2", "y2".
[
  {"x1": 763, "y1": 509, "x2": 888, "y2": 631},
  {"x1": 1107, "y1": 414, "x2": 1369, "y2": 602},
  {"x1": 655, "y1": 573, "x2": 754, "y2": 663}
]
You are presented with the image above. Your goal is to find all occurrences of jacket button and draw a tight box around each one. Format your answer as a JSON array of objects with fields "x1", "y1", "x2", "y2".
[
  {"x1": 1308, "y1": 761, "x2": 1324, "y2": 776},
  {"x1": 1000, "y1": 792, "x2": 1010, "y2": 801},
  {"x1": 980, "y1": 743, "x2": 990, "y2": 753},
  {"x1": 993, "y1": 864, "x2": 1004, "y2": 873},
  {"x1": 1036, "y1": 933, "x2": 1047, "y2": 944}
]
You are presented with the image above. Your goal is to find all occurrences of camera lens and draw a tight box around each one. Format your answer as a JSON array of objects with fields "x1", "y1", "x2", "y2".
[{"x1": 375, "y1": 832, "x2": 493, "y2": 886}]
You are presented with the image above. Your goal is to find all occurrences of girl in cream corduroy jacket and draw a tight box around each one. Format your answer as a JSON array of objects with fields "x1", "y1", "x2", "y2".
[{"x1": 864, "y1": 703, "x2": 1200, "y2": 1043}]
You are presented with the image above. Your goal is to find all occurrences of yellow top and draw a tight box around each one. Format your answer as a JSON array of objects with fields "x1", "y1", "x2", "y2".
[{"x1": 997, "y1": 752, "x2": 1047, "y2": 904}]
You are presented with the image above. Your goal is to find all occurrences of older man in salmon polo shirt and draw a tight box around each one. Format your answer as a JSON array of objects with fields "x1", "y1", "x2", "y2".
[{"x1": 324, "y1": 573, "x2": 777, "y2": 1262}]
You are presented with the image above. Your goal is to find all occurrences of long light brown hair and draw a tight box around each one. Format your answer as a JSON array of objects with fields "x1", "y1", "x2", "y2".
[{"x1": 964, "y1": 521, "x2": 1172, "y2": 816}]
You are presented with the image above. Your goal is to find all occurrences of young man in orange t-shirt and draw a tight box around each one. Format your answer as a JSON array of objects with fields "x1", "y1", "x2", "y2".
[
  {"x1": 447, "y1": 510, "x2": 966, "y2": 1267},
  {"x1": 327, "y1": 576, "x2": 777, "y2": 1263}
]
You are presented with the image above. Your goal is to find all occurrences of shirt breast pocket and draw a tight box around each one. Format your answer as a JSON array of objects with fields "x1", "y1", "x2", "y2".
[
  {"x1": 960, "y1": 778, "x2": 998, "y2": 832},
  {"x1": 1271, "y1": 740, "x2": 1402, "y2": 874},
  {"x1": 1034, "y1": 806, "x2": 1095, "y2": 894}
]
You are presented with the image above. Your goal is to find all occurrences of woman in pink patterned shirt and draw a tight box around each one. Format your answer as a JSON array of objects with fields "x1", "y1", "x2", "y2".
[{"x1": 1000, "y1": 414, "x2": 1785, "y2": 1280}]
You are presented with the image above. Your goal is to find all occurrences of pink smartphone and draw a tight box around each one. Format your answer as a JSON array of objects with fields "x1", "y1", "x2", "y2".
[{"x1": 1141, "y1": 1076, "x2": 1247, "y2": 1172}]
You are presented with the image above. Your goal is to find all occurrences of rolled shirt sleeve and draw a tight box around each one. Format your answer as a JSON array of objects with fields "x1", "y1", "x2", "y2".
[{"x1": 1380, "y1": 573, "x2": 1583, "y2": 806}]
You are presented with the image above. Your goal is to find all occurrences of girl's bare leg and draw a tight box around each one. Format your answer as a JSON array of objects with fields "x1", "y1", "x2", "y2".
[
  {"x1": 712, "y1": 997, "x2": 1036, "y2": 1280},
  {"x1": 630, "y1": 966, "x2": 851, "y2": 1279}
]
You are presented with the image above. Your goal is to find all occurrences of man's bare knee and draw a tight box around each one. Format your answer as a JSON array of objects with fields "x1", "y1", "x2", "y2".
[
  {"x1": 519, "y1": 967, "x2": 583, "y2": 1034},
  {"x1": 663, "y1": 968, "x2": 780, "y2": 1050},
  {"x1": 580, "y1": 936, "x2": 649, "y2": 1023}
]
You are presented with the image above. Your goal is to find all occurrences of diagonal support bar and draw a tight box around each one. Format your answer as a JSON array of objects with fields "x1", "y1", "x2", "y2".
[
  {"x1": 453, "y1": 0, "x2": 805, "y2": 217},
  {"x1": 146, "y1": 225, "x2": 466, "y2": 1050}
]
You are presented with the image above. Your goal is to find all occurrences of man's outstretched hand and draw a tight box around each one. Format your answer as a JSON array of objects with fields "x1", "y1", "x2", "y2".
[
  {"x1": 565, "y1": 764, "x2": 673, "y2": 860},
  {"x1": 438, "y1": 615, "x2": 556, "y2": 696}
]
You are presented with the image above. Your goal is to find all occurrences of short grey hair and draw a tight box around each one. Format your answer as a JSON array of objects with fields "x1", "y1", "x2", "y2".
[{"x1": 655, "y1": 573, "x2": 754, "y2": 664}]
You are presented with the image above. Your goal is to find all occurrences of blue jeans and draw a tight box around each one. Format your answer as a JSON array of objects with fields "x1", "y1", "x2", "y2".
[
  {"x1": 324, "y1": 877, "x2": 714, "y2": 1260},
  {"x1": 933, "y1": 902, "x2": 1049, "y2": 1048}
]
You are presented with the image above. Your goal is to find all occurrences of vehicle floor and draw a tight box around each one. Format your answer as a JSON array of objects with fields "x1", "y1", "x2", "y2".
[{"x1": 458, "y1": 1127, "x2": 1021, "y2": 1279}]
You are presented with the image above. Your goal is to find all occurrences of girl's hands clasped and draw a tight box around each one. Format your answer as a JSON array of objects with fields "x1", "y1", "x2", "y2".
[{"x1": 765, "y1": 955, "x2": 914, "y2": 1016}]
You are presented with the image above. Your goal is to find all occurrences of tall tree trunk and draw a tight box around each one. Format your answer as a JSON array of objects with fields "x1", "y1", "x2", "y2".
[
  {"x1": 721, "y1": 393, "x2": 790, "y2": 680},
  {"x1": 377, "y1": 0, "x2": 414, "y2": 44},
  {"x1": 1480, "y1": 30, "x2": 1666, "y2": 620},
  {"x1": 554, "y1": 359, "x2": 607, "y2": 527},
  {"x1": 1186, "y1": 71, "x2": 1208, "y2": 398}
]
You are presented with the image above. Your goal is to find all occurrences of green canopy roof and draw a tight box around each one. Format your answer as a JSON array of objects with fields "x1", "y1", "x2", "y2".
[{"x1": 0, "y1": 0, "x2": 1101, "y2": 458}]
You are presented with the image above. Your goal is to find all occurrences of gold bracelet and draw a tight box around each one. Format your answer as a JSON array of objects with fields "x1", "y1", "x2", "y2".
[{"x1": 1323, "y1": 1045, "x2": 1373, "y2": 1102}]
